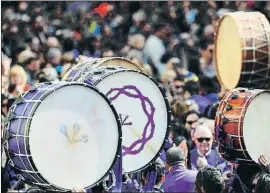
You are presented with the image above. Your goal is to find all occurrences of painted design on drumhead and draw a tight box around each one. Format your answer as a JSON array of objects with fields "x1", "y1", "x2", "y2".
[
  {"x1": 106, "y1": 85, "x2": 155, "y2": 156},
  {"x1": 59, "y1": 124, "x2": 89, "y2": 145}
]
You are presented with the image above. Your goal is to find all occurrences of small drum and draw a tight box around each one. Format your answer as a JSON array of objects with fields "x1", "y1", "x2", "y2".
[
  {"x1": 62, "y1": 57, "x2": 147, "y2": 81},
  {"x1": 3, "y1": 82, "x2": 122, "y2": 191},
  {"x1": 215, "y1": 88, "x2": 270, "y2": 163},
  {"x1": 65, "y1": 64, "x2": 171, "y2": 173},
  {"x1": 215, "y1": 11, "x2": 270, "y2": 90}
]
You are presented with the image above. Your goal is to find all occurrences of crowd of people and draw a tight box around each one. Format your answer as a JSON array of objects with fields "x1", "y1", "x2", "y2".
[{"x1": 1, "y1": 1, "x2": 270, "y2": 193}]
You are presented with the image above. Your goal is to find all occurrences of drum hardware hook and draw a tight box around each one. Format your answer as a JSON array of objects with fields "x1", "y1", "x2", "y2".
[
  {"x1": 226, "y1": 105, "x2": 233, "y2": 111},
  {"x1": 231, "y1": 94, "x2": 239, "y2": 99},
  {"x1": 222, "y1": 116, "x2": 229, "y2": 124}
]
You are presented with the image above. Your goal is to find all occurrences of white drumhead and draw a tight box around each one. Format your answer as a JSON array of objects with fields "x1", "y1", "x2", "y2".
[
  {"x1": 29, "y1": 84, "x2": 120, "y2": 189},
  {"x1": 243, "y1": 91, "x2": 270, "y2": 163},
  {"x1": 96, "y1": 71, "x2": 168, "y2": 173}
]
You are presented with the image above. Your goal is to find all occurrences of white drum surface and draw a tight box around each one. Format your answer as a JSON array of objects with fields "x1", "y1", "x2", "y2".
[
  {"x1": 96, "y1": 71, "x2": 168, "y2": 172},
  {"x1": 243, "y1": 92, "x2": 270, "y2": 163},
  {"x1": 29, "y1": 85, "x2": 119, "y2": 189}
]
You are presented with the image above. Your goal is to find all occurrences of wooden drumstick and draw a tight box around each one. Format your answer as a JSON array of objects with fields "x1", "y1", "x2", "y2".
[{"x1": 129, "y1": 127, "x2": 156, "y2": 155}]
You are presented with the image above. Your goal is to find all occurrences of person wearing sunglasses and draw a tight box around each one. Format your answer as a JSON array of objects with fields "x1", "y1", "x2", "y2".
[
  {"x1": 190, "y1": 125, "x2": 224, "y2": 170},
  {"x1": 183, "y1": 111, "x2": 200, "y2": 150}
]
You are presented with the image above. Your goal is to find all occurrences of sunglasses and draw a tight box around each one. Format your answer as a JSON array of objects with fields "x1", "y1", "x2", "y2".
[
  {"x1": 186, "y1": 120, "x2": 198, "y2": 125},
  {"x1": 197, "y1": 138, "x2": 211, "y2": 143}
]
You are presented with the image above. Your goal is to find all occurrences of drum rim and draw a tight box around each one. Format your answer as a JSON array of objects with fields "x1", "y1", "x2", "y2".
[
  {"x1": 4, "y1": 82, "x2": 123, "y2": 191},
  {"x1": 84, "y1": 67, "x2": 171, "y2": 173},
  {"x1": 214, "y1": 13, "x2": 242, "y2": 90},
  {"x1": 62, "y1": 57, "x2": 148, "y2": 81}
]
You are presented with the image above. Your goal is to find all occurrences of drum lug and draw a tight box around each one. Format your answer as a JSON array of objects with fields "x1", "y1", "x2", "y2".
[
  {"x1": 223, "y1": 116, "x2": 229, "y2": 124},
  {"x1": 226, "y1": 105, "x2": 233, "y2": 111},
  {"x1": 231, "y1": 94, "x2": 239, "y2": 99}
]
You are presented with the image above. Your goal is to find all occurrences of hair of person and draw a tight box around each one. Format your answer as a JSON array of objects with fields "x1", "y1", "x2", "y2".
[
  {"x1": 199, "y1": 38, "x2": 212, "y2": 51},
  {"x1": 204, "y1": 101, "x2": 220, "y2": 119},
  {"x1": 173, "y1": 135, "x2": 192, "y2": 169},
  {"x1": 199, "y1": 75, "x2": 219, "y2": 94},
  {"x1": 9, "y1": 65, "x2": 27, "y2": 86},
  {"x1": 255, "y1": 173, "x2": 270, "y2": 193},
  {"x1": 182, "y1": 110, "x2": 201, "y2": 124},
  {"x1": 195, "y1": 166, "x2": 225, "y2": 193},
  {"x1": 153, "y1": 22, "x2": 170, "y2": 33},
  {"x1": 183, "y1": 80, "x2": 200, "y2": 96}
]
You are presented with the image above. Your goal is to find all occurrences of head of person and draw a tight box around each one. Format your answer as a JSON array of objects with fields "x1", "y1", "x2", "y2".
[
  {"x1": 141, "y1": 157, "x2": 165, "y2": 187},
  {"x1": 24, "y1": 57, "x2": 41, "y2": 72},
  {"x1": 153, "y1": 22, "x2": 172, "y2": 41},
  {"x1": 173, "y1": 136, "x2": 192, "y2": 169},
  {"x1": 183, "y1": 110, "x2": 200, "y2": 131},
  {"x1": 255, "y1": 173, "x2": 270, "y2": 193},
  {"x1": 195, "y1": 166, "x2": 225, "y2": 193},
  {"x1": 194, "y1": 125, "x2": 213, "y2": 155},
  {"x1": 183, "y1": 80, "x2": 200, "y2": 99},
  {"x1": 46, "y1": 48, "x2": 62, "y2": 66},
  {"x1": 166, "y1": 146, "x2": 187, "y2": 171},
  {"x1": 199, "y1": 39, "x2": 213, "y2": 61},
  {"x1": 9, "y1": 65, "x2": 27, "y2": 86},
  {"x1": 102, "y1": 48, "x2": 115, "y2": 57},
  {"x1": 199, "y1": 76, "x2": 219, "y2": 95}
]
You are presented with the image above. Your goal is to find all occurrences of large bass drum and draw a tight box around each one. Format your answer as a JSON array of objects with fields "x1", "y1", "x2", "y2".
[
  {"x1": 215, "y1": 11, "x2": 270, "y2": 90},
  {"x1": 215, "y1": 88, "x2": 270, "y2": 164},
  {"x1": 3, "y1": 82, "x2": 122, "y2": 191},
  {"x1": 65, "y1": 64, "x2": 171, "y2": 173}
]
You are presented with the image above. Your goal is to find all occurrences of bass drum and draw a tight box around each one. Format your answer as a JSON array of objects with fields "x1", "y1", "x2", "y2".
[
  {"x1": 64, "y1": 64, "x2": 171, "y2": 173},
  {"x1": 215, "y1": 11, "x2": 270, "y2": 90},
  {"x1": 62, "y1": 57, "x2": 147, "y2": 81},
  {"x1": 215, "y1": 88, "x2": 270, "y2": 164},
  {"x1": 3, "y1": 82, "x2": 122, "y2": 191}
]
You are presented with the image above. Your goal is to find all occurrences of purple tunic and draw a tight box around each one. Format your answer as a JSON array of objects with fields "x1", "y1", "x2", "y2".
[{"x1": 161, "y1": 165, "x2": 198, "y2": 192}]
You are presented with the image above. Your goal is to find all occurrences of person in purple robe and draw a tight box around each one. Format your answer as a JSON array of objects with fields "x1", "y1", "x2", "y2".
[
  {"x1": 161, "y1": 146, "x2": 198, "y2": 192},
  {"x1": 190, "y1": 125, "x2": 227, "y2": 171},
  {"x1": 195, "y1": 166, "x2": 225, "y2": 193}
]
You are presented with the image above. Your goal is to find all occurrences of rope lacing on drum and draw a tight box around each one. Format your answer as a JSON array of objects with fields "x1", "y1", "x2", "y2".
[{"x1": 103, "y1": 170, "x2": 116, "y2": 192}]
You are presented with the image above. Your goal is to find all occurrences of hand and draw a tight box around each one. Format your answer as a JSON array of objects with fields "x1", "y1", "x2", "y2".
[
  {"x1": 197, "y1": 156, "x2": 208, "y2": 169},
  {"x1": 71, "y1": 186, "x2": 86, "y2": 193},
  {"x1": 258, "y1": 155, "x2": 270, "y2": 173}
]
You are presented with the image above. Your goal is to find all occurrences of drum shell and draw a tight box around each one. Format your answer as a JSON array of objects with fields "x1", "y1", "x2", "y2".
[
  {"x1": 215, "y1": 12, "x2": 270, "y2": 89},
  {"x1": 215, "y1": 88, "x2": 266, "y2": 163}
]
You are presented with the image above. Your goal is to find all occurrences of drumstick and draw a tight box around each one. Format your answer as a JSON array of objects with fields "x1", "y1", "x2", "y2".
[{"x1": 129, "y1": 127, "x2": 156, "y2": 155}]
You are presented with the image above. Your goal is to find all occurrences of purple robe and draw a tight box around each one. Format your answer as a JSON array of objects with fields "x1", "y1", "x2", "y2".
[{"x1": 161, "y1": 165, "x2": 198, "y2": 192}]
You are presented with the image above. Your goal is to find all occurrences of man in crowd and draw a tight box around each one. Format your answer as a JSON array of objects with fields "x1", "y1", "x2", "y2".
[
  {"x1": 190, "y1": 125, "x2": 225, "y2": 170},
  {"x1": 162, "y1": 146, "x2": 197, "y2": 192}
]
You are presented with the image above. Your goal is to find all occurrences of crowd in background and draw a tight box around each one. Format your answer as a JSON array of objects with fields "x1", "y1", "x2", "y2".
[{"x1": 1, "y1": 1, "x2": 270, "y2": 193}]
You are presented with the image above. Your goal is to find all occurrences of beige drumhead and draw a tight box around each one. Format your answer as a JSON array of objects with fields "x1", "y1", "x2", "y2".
[
  {"x1": 215, "y1": 14, "x2": 242, "y2": 90},
  {"x1": 62, "y1": 57, "x2": 147, "y2": 81},
  {"x1": 97, "y1": 57, "x2": 147, "y2": 73}
]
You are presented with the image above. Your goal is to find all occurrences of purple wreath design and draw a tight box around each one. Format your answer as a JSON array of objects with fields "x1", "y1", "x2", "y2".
[{"x1": 106, "y1": 85, "x2": 155, "y2": 156}]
